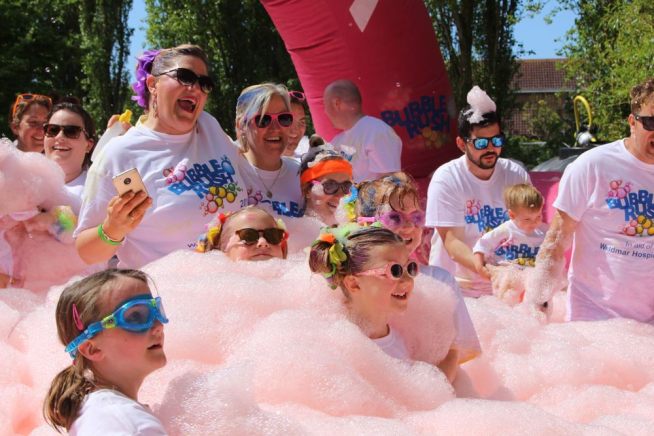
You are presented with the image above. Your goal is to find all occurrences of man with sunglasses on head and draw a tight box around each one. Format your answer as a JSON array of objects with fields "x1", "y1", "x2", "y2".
[
  {"x1": 425, "y1": 86, "x2": 530, "y2": 297},
  {"x1": 525, "y1": 78, "x2": 654, "y2": 323},
  {"x1": 323, "y1": 79, "x2": 402, "y2": 183}
]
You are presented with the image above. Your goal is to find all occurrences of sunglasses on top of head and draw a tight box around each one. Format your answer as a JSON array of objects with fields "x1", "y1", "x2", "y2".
[
  {"x1": 466, "y1": 134, "x2": 507, "y2": 150},
  {"x1": 634, "y1": 114, "x2": 654, "y2": 131},
  {"x1": 155, "y1": 68, "x2": 215, "y2": 94},
  {"x1": 235, "y1": 228, "x2": 286, "y2": 245},
  {"x1": 44, "y1": 124, "x2": 87, "y2": 139},
  {"x1": 12, "y1": 93, "x2": 52, "y2": 118},
  {"x1": 288, "y1": 90, "x2": 306, "y2": 102},
  {"x1": 253, "y1": 112, "x2": 294, "y2": 128}
]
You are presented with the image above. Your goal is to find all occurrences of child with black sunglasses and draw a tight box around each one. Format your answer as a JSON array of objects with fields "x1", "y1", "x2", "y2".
[
  {"x1": 310, "y1": 224, "x2": 418, "y2": 361},
  {"x1": 196, "y1": 206, "x2": 288, "y2": 261},
  {"x1": 44, "y1": 269, "x2": 168, "y2": 434}
]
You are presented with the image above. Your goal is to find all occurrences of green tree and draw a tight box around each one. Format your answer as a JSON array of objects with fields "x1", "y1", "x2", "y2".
[
  {"x1": 0, "y1": 0, "x2": 84, "y2": 136},
  {"x1": 424, "y1": 0, "x2": 537, "y2": 119},
  {"x1": 561, "y1": 0, "x2": 654, "y2": 140},
  {"x1": 144, "y1": 0, "x2": 298, "y2": 135},
  {"x1": 79, "y1": 0, "x2": 134, "y2": 129}
]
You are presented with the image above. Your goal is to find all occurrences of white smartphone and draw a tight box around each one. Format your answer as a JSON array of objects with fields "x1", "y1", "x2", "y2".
[{"x1": 112, "y1": 168, "x2": 148, "y2": 197}]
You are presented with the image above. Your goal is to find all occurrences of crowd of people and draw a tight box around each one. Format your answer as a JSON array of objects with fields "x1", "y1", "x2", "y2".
[{"x1": 2, "y1": 43, "x2": 653, "y2": 433}]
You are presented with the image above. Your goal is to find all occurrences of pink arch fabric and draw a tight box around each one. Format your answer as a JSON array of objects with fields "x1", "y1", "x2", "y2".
[{"x1": 260, "y1": 0, "x2": 459, "y2": 178}]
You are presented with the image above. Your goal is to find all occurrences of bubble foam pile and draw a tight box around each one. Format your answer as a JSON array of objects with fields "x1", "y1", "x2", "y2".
[{"x1": 1, "y1": 238, "x2": 654, "y2": 435}]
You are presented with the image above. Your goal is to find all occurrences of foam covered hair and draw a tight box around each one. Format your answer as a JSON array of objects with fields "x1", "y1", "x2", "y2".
[{"x1": 464, "y1": 86, "x2": 497, "y2": 124}]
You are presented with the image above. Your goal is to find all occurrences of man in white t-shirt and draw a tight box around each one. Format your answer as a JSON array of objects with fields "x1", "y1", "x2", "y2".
[
  {"x1": 526, "y1": 78, "x2": 654, "y2": 323},
  {"x1": 323, "y1": 80, "x2": 402, "y2": 182},
  {"x1": 425, "y1": 86, "x2": 530, "y2": 297}
]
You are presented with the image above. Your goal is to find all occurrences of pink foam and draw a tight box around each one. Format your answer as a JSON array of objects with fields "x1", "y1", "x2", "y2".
[{"x1": 2, "y1": 220, "x2": 654, "y2": 434}]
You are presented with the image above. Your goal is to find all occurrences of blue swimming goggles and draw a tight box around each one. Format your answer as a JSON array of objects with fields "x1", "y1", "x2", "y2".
[{"x1": 65, "y1": 296, "x2": 169, "y2": 359}]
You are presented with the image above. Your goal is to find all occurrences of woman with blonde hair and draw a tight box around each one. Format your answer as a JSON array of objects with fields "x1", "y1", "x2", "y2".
[{"x1": 234, "y1": 83, "x2": 304, "y2": 218}]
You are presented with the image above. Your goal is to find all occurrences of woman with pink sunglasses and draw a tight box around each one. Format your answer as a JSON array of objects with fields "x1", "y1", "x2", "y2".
[{"x1": 234, "y1": 83, "x2": 304, "y2": 218}]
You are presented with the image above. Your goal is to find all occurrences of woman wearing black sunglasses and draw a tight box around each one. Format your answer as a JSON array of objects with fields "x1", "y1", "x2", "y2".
[
  {"x1": 299, "y1": 135, "x2": 353, "y2": 226},
  {"x1": 74, "y1": 44, "x2": 247, "y2": 269},
  {"x1": 43, "y1": 101, "x2": 97, "y2": 215},
  {"x1": 234, "y1": 83, "x2": 304, "y2": 219}
]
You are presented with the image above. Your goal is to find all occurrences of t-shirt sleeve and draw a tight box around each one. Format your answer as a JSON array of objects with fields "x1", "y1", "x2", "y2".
[
  {"x1": 72, "y1": 403, "x2": 168, "y2": 435},
  {"x1": 74, "y1": 160, "x2": 117, "y2": 237},
  {"x1": 473, "y1": 228, "x2": 500, "y2": 255},
  {"x1": 364, "y1": 125, "x2": 402, "y2": 174},
  {"x1": 425, "y1": 168, "x2": 464, "y2": 228},
  {"x1": 552, "y1": 157, "x2": 591, "y2": 221}
]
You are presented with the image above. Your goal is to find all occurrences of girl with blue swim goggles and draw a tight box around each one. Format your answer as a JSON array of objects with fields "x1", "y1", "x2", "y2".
[{"x1": 65, "y1": 295, "x2": 168, "y2": 358}]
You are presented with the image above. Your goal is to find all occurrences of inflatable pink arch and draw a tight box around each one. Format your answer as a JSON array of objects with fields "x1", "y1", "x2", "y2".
[{"x1": 261, "y1": 0, "x2": 459, "y2": 178}]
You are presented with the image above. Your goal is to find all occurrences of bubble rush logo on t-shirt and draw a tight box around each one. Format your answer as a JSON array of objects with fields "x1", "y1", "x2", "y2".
[
  {"x1": 464, "y1": 199, "x2": 508, "y2": 233},
  {"x1": 243, "y1": 189, "x2": 304, "y2": 218},
  {"x1": 167, "y1": 155, "x2": 242, "y2": 215},
  {"x1": 494, "y1": 242, "x2": 539, "y2": 265},
  {"x1": 605, "y1": 179, "x2": 654, "y2": 237}
]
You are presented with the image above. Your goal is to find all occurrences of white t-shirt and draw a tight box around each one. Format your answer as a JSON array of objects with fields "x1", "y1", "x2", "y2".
[
  {"x1": 554, "y1": 139, "x2": 654, "y2": 323},
  {"x1": 473, "y1": 219, "x2": 548, "y2": 265},
  {"x1": 288, "y1": 136, "x2": 310, "y2": 162},
  {"x1": 373, "y1": 327, "x2": 409, "y2": 360},
  {"x1": 420, "y1": 265, "x2": 482, "y2": 363},
  {"x1": 70, "y1": 389, "x2": 167, "y2": 435},
  {"x1": 76, "y1": 112, "x2": 247, "y2": 268},
  {"x1": 64, "y1": 171, "x2": 87, "y2": 215},
  {"x1": 425, "y1": 156, "x2": 530, "y2": 296},
  {"x1": 236, "y1": 156, "x2": 305, "y2": 218},
  {"x1": 331, "y1": 115, "x2": 402, "y2": 183}
]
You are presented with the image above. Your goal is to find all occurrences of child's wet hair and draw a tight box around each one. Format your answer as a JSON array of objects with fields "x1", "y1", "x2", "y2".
[
  {"x1": 43, "y1": 269, "x2": 150, "y2": 431},
  {"x1": 309, "y1": 225, "x2": 403, "y2": 296},
  {"x1": 503, "y1": 183, "x2": 544, "y2": 212},
  {"x1": 355, "y1": 171, "x2": 421, "y2": 219}
]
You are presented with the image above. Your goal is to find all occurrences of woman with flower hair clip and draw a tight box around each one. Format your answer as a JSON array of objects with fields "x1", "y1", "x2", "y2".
[
  {"x1": 74, "y1": 44, "x2": 247, "y2": 268},
  {"x1": 196, "y1": 205, "x2": 288, "y2": 261}
]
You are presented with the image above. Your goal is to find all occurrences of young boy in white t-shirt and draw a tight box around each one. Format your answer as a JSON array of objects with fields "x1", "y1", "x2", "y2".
[{"x1": 473, "y1": 184, "x2": 548, "y2": 303}]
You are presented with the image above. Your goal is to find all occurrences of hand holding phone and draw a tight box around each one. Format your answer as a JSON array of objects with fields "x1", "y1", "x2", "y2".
[{"x1": 112, "y1": 168, "x2": 148, "y2": 197}]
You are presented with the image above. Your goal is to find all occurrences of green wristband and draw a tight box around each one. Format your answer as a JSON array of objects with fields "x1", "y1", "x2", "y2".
[{"x1": 98, "y1": 224, "x2": 123, "y2": 246}]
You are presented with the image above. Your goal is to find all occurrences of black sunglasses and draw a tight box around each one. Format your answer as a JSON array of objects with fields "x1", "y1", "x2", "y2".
[
  {"x1": 467, "y1": 134, "x2": 506, "y2": 150},
  {"x1": 253, "y1": 112, "x2": 294, "y2": 128},
  {"x1": 235, "y1": 228, "x2": 285, "y2": 245},
  {"x1": 43, "y1": 124, "x2": 86, "y2": 139},
  {"x1": 634, "y1": 114, "x2": 654, "y2": 131},
  {"x1": 320, "y1": 179, "x2": 353, "y2": 195},
  {"x1": 156, "y1": 68, "x2": 215, "y2": 94}
]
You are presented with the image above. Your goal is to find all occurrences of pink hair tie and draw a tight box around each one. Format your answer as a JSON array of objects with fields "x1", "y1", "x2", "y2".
[{"x1": 72, "y1": 304, "x2": 85, "y2": 331}]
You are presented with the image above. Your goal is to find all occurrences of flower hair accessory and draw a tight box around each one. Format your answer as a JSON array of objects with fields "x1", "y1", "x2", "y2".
[
  {"x1": 341, "y1": 185, "x2": 359, "y2": 222},
  {"x1": 131, "y1": 49, "x2": 161, "y2": 108},
  {"x1": 313, "y1": 231, "x2": 347, "y2": 288},
  {"x1": 196, "y1": 212, "x2": 232, "y2": 253}
]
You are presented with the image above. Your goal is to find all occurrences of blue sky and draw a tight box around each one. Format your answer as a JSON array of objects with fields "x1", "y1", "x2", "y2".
[{"x1": 126, "y1": 2, "x2": 577, "y2": 79}]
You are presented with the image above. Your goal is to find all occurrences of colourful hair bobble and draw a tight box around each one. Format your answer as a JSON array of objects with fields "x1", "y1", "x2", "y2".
[{"x1": 131, "y1": 49, "x2": 161, "y2": 108}]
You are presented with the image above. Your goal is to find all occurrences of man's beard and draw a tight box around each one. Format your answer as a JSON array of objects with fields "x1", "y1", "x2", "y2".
[{"x1": 466, "y1": 148, "x2": 498, "y2": 170}]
